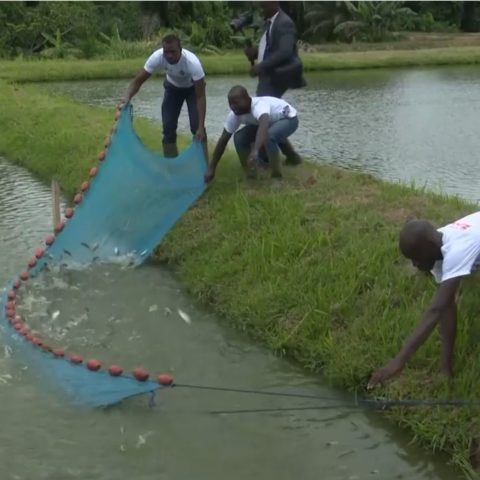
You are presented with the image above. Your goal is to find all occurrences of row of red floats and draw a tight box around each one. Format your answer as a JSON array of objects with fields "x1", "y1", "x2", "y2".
[{"x1": 3, "y1": 101, "x2": 173, "y2": 388}]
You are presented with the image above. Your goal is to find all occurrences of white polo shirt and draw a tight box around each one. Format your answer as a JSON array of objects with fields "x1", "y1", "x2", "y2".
[
  {"x1": 224, "y1": 96, "x2": 297, "y2": 134},
  {"x1": 431, "y1": 211, "x2": 480, "y2": 283},
  {"x1": 144, "y1": 48, "x2": 205, "y2": 88}
]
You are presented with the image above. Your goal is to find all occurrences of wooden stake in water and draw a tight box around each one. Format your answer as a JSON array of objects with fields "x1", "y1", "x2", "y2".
[{"x1": 51, "y1": 178, "x2": 61, "y2": 231}]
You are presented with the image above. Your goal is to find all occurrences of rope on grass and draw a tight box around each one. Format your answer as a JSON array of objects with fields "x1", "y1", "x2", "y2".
[{"x1": 170, "y1": 382, "x2": 480, "y2": 414}]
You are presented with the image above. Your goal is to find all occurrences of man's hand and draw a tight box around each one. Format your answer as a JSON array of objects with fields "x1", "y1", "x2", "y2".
[
  {"x1": 247, "y1": 151, "x2": 258, "y2": 169},
  {"x1": 195, "y1": 127, "x2": 206, "y2": 142},
  {"x1": 250, "y1": 64, "x2": 262, "y2": 77},
  {"x1": 368, "y1": 358, "x2": 405, "y2": 388},
  {"x1": 117, "y1": 96, "x2": 127, "y2": 109},
  {"x1": 244, "y1": 45, "x2": 258, "y2": 63},
  {"x1": 204, "y1": 165, "x2": 215, "y2": 184}
]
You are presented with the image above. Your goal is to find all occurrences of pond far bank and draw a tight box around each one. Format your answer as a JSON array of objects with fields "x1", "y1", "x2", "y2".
[
  {"x1": 1, "y1": 80, "x2": 480, "y2": 477},
  {"x1": 2, "y1": 45, "x2": 480, "y2": 83}
]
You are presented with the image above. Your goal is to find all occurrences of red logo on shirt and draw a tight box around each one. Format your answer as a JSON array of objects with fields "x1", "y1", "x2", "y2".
[{"x1": 452, "y1": 221, "x2": 471, "y2": 230}]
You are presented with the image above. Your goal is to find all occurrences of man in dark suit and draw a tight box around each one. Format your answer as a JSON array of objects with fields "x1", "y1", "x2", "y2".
[{"x1": 245, "y1": 1, "x2": 305, "y2": 165}]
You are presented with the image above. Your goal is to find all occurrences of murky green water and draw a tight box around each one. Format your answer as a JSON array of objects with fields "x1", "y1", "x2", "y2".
[
  {"x1": 40, "y1": 65, "x2": 480, "y2": 203},
  {"x1": 0, "y1": 156, "x2": 462, "y2": 479}
]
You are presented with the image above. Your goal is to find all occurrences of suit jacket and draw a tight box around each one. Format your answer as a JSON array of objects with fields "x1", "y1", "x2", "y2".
[{"x1": 257, "y1": 9, "x2": 306, "y2": 90}]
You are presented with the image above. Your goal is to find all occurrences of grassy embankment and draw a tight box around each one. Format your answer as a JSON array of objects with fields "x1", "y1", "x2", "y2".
[
  {"x1": 2, "y1": 45, "x2": 480, "y2": 83},
  {"x1": 2, "y1": 43, "x2": 480, "y2": 476}
]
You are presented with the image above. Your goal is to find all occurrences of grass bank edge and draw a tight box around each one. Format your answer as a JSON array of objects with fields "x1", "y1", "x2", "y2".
[
  {"x1": 1, "y1": 80, "x2": 480, "y2": 477},
  {"x1": 2, "y1": 46, "x2": 480, "y2": 83}
]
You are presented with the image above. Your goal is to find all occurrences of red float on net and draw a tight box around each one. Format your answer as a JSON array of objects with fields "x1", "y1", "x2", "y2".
[
  {"x1": 108, "y1": 365, "x2": 123, "y2": 377},
  {"x1": 45, "y1": 235, "x2": 55, "y2": 246},
  {"x1": 70, "y1": 354, "x2": 83, "y2": 364},
  {"x1": 157, "y1": 374, "x2": 174, "y2": 386},
  {"x1": 87, "y1": 359, "x2": 102, "y2": 371},
  {"x1": 133, "y1": 367, "x2": 149, "y2": 382},
  {"x1": 55, "y1": 221, "x2": 65, "y2": 233}
]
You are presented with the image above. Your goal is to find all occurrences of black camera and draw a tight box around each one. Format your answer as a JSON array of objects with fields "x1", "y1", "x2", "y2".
[{"x1": 230, "y1": 12, "x2": 254, "y2": 33}]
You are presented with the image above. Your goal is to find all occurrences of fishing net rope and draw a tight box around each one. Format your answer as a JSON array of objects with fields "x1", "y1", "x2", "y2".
[{"x1": 0, "y1": 102, "x2": 207, "y2": 408}]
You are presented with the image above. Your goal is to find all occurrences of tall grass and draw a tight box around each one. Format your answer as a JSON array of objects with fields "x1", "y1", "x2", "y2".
[
  {"x1": 1, "y1": 80, "x2": 480, "y2": 476},
  {"x1": 2, "y1": 46, "x2": 480, "y2": 83}
]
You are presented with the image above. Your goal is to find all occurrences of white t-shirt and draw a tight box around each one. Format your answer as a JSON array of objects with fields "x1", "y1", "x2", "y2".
[
  {"x1": 431, "y1": 211, "x2": 480, "y2": 283},
  {"x1": 224, "y1": 96, "x2": 297, "y2": 134},
  {"x1": 144, "y1": 48, "x2": 205, "y2": 88}
]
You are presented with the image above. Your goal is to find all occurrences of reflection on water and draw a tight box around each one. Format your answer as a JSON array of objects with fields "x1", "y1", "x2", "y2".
[
  {"x1": 0, "y1": 157, "x2": 462, "y2": 478},
  {"x1": 39, "y1": 65, "x2": 480, "y2": 203}
]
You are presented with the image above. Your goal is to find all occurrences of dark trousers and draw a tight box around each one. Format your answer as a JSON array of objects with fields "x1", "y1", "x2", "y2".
[
  {"x1": 161, "y1": 80, "x2": 198, "y2": 145},
  {"x1": 256, "y1": 77, "x2": 288, "y2": 98}
]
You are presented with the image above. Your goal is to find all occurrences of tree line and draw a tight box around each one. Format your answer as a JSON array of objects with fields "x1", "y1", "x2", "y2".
[{"x1": 0, "y1": 1, "x2": 479, "y2": 59}]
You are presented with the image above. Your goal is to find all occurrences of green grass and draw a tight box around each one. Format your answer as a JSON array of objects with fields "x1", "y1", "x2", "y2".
[
  {"x1": 2, "y1": 80, "x2": 480, "y2": 477},
  {"x1": 2, "y1": 46, "x2": 480, "y2": 83}
]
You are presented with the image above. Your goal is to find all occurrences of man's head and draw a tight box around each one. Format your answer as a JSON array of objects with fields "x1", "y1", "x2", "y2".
[
  {"x1": 162, "y1": 34, "x2": 182, "y2": 64},
  {"x1": 399, "y1": 219, "x2": 443, "y2": 272},
  {"x1": 259, "y1": 1, "x2": 280, "y2": 19},
  {"x1": 228, "y1": 85, "x2": 252, "y2": 115}
]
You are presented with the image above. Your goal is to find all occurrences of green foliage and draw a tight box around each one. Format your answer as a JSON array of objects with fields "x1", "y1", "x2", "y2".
[
  {"x1": 334, "y1": 1, "x2": 416, "y2": 42},
  {"x1": 303, "y1": 1, "x2": 462, "y2": 43}
]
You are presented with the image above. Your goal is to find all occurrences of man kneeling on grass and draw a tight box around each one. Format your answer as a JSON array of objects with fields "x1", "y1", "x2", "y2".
[
  {"x1": 204, "y1": 85, "x2": 299, "y2": 182},
  {"x1": 368, "y1": 211, "x2": 480, "y2": 388}
]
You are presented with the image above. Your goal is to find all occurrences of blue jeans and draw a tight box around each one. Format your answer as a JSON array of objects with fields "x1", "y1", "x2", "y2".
[
  {"x1": 161, "y1": 80, "x2": 198, "y2": 144},
  {"x1": 233, "y1": 117, "x2": 299, "y2": 162}
]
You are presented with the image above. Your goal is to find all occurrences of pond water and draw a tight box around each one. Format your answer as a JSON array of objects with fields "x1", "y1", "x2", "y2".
[
  {"x1": 39, "y1": 65, "x2": 480, "y2": 203},
  {"x1": 0, "y1": 151, "x2": 461, "y2": 479}
]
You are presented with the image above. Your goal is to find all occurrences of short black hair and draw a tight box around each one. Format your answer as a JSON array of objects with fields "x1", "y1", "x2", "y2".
[
  {"x1": 228, "y1": 85, "x2": 248, "y2": 98},
  {"x1": 162, "y1": 34, "x2": 181, "y2": 48}
]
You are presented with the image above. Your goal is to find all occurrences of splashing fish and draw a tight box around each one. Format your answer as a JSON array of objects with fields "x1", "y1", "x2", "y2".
[{"x1": 177, "y1": 309, "x2": 191, "y2": 325}]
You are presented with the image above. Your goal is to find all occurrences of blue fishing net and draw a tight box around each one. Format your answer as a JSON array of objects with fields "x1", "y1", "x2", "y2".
[{"x1": 1, "y1": 103, "x2": 207, "y2": 408}]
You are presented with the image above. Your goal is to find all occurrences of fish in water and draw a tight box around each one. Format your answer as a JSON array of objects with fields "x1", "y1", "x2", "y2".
[
  {"x1": 81, "y1": 242, "x2": 91, "y2": 250},
  {"x1": 177, "y1": 309, "x2": 191, "y2": 325},
  {"x1": 114, "y1": 248, "x2": 119, "y2": 256},
  {"x1": 51, "y1": 310, "x2": 60, "y2": 320},
  {"x1": 63, "y1": 249, "x2": 72, "y2": 257}
]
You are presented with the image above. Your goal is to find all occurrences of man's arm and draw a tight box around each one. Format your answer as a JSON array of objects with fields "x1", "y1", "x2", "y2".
[
  {"x1": 439, "y1": 301, "x2": 457, "y2": 376},
  {"x1": 250, "y1": 114, "x2": 270, "y2": 159},
  {"x1": 205, "y1": 129, "x2": 232, "y2": 182},
  {"x1": 125, "y1": 69, "x2": 151, "y2": 103},
  {"x1": 368, "y1": 276, "x2": 462, "y2": 387},
  {"x1": 194, "y1": 77, "x2": 207, "y2": 140}
]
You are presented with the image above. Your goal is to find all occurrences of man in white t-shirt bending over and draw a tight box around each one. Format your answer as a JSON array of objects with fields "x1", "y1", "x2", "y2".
[
  {"x1": 124, "y1": 34, "x2": 206, "y2": 158},
  {"x1": 204, "y1": 85, "x2": 298, "y2": 181},
  {"x1": 369, "y1": 211, "x2": 480, "y2": 387}
]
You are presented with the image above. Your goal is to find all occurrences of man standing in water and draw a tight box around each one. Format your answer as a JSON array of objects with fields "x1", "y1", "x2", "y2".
[
  {"x1": 368, "y1": 212, "x2": 480, "y2": 387},
  {"x1": 244, "y1": 1, "x2": 305, "y2": 166},
  {"x1": 124, "y1": 34, "x2": 207, "y2": 158},
  {"x1": 205, "y1": 85, "x2": 299, "y2": 181}
]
